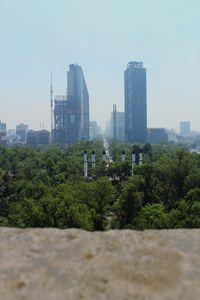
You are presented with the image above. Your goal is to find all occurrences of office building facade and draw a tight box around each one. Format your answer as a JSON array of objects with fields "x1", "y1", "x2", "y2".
[
  {"x1": 90, "y1": 121, "x2": 100, "y2": 140},
  {"x1": 54, "y1": 95, "x2": 68, "y2": 144},
  {"x1": 27, "y1": 130, "x2": 50, "y2": 147},
  {"x1": 0, "y1": 121, "x2": 7, "y2": 145},
  {"x1": 54, "y1": 64, "x2": 89, "y2": 145},
  {"x1": 110, "y1": 110, "x2": 125, "y2": 142},
  {"x1": 180, "y1": 121, "x2": 191, "y2": 137},
  {"x1": 148, "y1": 128, "x2": 168, "y2": 144},
  {"x1": 16, "y1": 123, "x2": 29, "y2": 143},
  {"x1": 124, "y1": 61, "x2": 147, "y2": 143}
]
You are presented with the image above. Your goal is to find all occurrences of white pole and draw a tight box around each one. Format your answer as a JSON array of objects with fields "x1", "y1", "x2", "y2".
[
  {"x1": 50, "y1": 71, "x2": 54, "y2": 143},
  {"x1": 139, "y1": 152, "x2": 143, "y2": 165},
  {"x1": 121, "y1": 151, "x2": 126, "y2": 162},
  {"x1": 132, "y1": 152, "x2": 136, "y2": 175},
  {"x1": 102, "y1": 150, "x2": 107, "y2": 162},
  {"x1": 92, "y1": 150, "x2": 96, "y2": 169},
  {"x1": 84, "y1": 151, "x2": 88, "y2": 177}
]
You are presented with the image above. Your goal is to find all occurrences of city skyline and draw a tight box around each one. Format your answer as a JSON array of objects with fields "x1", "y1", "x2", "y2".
[{"x1": 1, "y1": 1, "x2": 200, "y2": 131}]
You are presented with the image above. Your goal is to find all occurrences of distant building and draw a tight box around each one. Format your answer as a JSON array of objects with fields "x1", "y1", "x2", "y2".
[
  {"x1": 148, "y1": 128, "x2": 168, "y2": 144},
  {"x1": 6, "y1": 129, "x2": 19, "y2": 144},
  {"x1": 116, "y1": 112, "x2": 124, "y2": 142},
  {"x1": 110, "y1": 110, "x2": 125, "y2": 142},
  {"x1": 124, "y1": 61, "x2": 147, "y2": 143},
  {"x1": 0, "y1": 121, "x2": 7, "y2": 145},
  {"x1": 27, "y1": 130, "x2": 50, "y2": 147},
  {"x1": 180, "y1": 121, "x2": 191, "y2": 137},
  {"x1": 16, "y1": 123, "x2": 29, "y2": 143},
  {"x1": 54, "y1": 63, "x2": 90, "y2": 145},
  {"x1": 166, "y1": 129, "x2": 179, "y2": 143},
  {"x1": 7, "y1": 129, "x2": 15, "y2": 137},
  {"x1": 54, "y1": 95, "x2": 68, "y2": 144},
  {"x1": 67, "y1": 63, "x2": 89, "y2": 142},
  {"x1": 90, "y1": 121, "x2": 100, "y2": 140}
]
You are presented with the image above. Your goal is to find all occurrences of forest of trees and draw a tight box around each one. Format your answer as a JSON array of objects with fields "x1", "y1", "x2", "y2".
[{"x1": 0, "y1": 139, "x2": 200, "y2": 230}]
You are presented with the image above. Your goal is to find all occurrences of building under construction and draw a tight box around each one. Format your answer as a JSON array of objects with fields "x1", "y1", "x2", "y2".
[
  {"x1": 0, "y1": 121, "x2": 7, "y2": 145},
  {"x1": 53, "y1": 64, "x2": 89, "y2": 145}
]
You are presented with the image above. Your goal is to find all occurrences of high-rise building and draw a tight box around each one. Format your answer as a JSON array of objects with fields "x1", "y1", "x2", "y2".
[
  {"x1": 54, "y1": 63, "x2": 89, "y2": 144},
  {"x1": 124, "y1": 61, "x2": 147, "y2": 143},
  {"x1": 180, "y1": 121, "x2": 191, "y2": 137},
  {"x1": 16, "y1": 123, "x2": 28, "y2": 143},
  {"x1": 67, "y1": 63, "x2": 89, "y2": 143}
]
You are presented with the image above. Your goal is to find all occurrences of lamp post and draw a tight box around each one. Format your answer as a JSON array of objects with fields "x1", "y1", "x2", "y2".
[
  {"x1": 131, "y1": 150, "x2": 136, "y2": 175},
  {"x1": 102, "y1": 150, "x2": 107, "y2": 162},
  {"x1": 121, "y1": 150, "x2": 126, "y2": 162},
  {"x1": 84, "y1": 150, "x2": 88, "y2": 178},
  {"x1": 92, "y1": 150, "x2": 96, "y2": 169},
  {"x1": 139, "y1": 152, "x2": 143, "y2": 165}
]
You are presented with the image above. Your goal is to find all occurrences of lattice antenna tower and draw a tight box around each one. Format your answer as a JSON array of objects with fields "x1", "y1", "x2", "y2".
[
  {"x1": 113, "y1": 104, "x2": 117, "y2": 141},
  {"x1": 50, "y1": 71, "x2": 54, "y2": 143}
]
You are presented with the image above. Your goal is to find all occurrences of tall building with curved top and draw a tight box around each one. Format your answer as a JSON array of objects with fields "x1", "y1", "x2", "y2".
[
  {"x1": 124, "y1": 61, "x2": 147, "y2": 144},
  {"x1": 54, "y1": 63, "x2": 89, "y2": 145},
  {"x1": 67, "y1": 64, "x2": 89, "y2": 144}
]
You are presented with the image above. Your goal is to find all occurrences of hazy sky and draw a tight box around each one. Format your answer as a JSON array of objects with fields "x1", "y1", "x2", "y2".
[{"x1": 0, "y1": 0, "x2": 200, "y2": 131}]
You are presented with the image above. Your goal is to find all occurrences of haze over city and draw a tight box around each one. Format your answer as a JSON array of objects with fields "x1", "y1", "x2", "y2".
[{"x1": 1, "y1": 0, "x2": 200, "y2": 131}]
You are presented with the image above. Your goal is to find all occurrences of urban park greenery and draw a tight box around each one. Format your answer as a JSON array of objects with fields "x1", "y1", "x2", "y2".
[{"x1": 0, "y1": 139, "x2": 200, "y2": 230}]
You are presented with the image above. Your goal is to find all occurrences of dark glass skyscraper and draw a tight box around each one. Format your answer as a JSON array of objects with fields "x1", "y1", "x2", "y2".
[{"x1": 124, "y1": 61, "x2": 147, "y2": 143}]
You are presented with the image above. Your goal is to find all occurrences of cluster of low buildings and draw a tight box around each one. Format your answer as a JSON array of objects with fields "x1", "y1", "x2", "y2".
[
  {"x1": 1, "y1": 121, "x2": 101, "y2": 148},
  {"x1": 2, "y1": 122, "x2": 50, "y2": 147}
]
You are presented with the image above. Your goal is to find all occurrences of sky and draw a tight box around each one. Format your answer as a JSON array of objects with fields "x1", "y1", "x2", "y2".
[{"x1": 0, "y1": 0, "x2": 200, "y2": 132}]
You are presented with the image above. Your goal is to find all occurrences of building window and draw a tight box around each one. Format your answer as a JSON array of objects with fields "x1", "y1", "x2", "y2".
[{"x1": 70, "y1": 114, "x2": 75, "y2": 123}]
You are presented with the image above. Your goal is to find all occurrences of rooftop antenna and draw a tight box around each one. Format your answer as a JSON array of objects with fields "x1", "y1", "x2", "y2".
[{"x1": 50, "y1": 71, "x2": 54, "y2": 143}]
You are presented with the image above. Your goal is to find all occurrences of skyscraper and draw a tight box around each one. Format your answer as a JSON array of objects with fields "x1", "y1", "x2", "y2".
[
  {"x1": 54, "y1": 63, "x2": 89, "y2": 145},
  {"x1": 124, "y1": 61, "x2": 147, "y2": 143},
  {"x1": 67, "y1": 64, "x2": 89, "y2": 144}
]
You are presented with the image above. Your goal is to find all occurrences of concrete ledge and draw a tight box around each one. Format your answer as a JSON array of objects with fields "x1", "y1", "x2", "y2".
[{"x1": 0, "y1": 228, "x2": 199, "y2": 299}]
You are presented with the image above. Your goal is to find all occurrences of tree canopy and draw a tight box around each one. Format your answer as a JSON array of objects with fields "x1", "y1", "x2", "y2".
[{"x1": 0, "y1": 139, "x2": 199, "y2": 230}]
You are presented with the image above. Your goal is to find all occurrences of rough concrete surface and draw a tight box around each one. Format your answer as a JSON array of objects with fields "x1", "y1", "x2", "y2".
[{"x1": 0, "y1": 228, "x2": 199, "y2": 300}]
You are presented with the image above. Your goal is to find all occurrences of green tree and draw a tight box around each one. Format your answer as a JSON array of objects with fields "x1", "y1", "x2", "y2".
[
  {"x1": 134, "y1": 203, "x2": 170, "y2": 229},
  {"x1": 107, "y1": 161, "x2": 131, "y2": 181},
  {"x1": 77, "y1": 177, "x2": 116, "y2": 230},
  {"x1": 114, "y1": 176, "x2": 144, "y2": 228}
]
